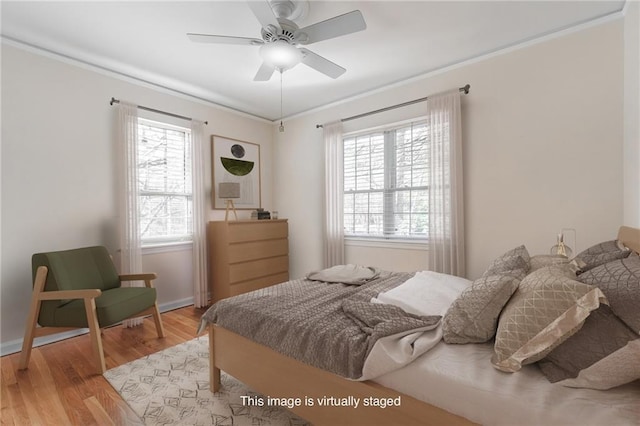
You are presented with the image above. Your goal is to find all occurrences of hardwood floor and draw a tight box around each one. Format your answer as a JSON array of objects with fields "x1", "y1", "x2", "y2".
[{"x1": 1, "y1": 306, "x2": 207, "y2": 425}]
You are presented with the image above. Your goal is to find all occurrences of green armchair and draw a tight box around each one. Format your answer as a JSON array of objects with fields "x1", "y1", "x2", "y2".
[{"x1": 19, "y1": 246, "x2": 165, "y2": 374}]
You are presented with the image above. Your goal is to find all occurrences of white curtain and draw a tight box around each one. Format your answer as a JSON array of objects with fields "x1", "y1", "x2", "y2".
[
  {"x1": 190, "y1": 120, "x2": 208, "y2": 307},
  {"x1": 323, "y1": 121, "x2": 345, "y2": 267},
  {"x1": 427, "y1": 91, "x2": 465, "y2": 277},
  {"x1": 117, "y1": 102, "x2": 144, "y2": 327}
]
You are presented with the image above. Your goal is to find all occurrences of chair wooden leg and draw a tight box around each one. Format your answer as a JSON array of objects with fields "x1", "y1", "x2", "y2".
[
  {"x1": 151, "y1": 302, "x2": 165, "y2": 338},
  {"x1": 19, "y1": 266, "x2": 48, "y2": 370},
  {"x1": 83, "y1": 298, "x2": 106, "y2": 374}
]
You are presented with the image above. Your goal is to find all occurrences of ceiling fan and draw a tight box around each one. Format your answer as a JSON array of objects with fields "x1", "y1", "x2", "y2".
[{"x1": 187, "y1": 0, "x2": 366, "y2": 81}]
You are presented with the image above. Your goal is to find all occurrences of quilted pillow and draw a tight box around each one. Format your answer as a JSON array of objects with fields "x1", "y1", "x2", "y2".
[
  {"x1": 482, "y1": 245, "x2": 530, "y2": 278},
  {"x1": 539, "y1": 305, "x2": 640, "y2": 390},
  {"x1": 442, "y1": 273, "x2": 521, "y2": 344},
  {"x1": 578, "y1": 253, "x2": 640, "y2": 333},
  {"x1": 492, "y1": 264, "x2": 606, "y2": 372},
  {"x1": 574, "y1": 240, "x2": 630, "y2": 274},
  {"x1": 530, "y1": 255, "x2": 569, "y2": 272}
]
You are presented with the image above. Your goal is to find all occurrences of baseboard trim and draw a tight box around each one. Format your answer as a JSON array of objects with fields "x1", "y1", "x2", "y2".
[{"x1": 0, "y1": 297, "x2": 196, "y2": 357}]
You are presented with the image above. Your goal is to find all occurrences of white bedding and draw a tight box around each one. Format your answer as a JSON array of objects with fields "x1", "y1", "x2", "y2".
[
  {"x1": 370, "y1": 272, "x2": 640, "y2": 425},
  {"x1": 359, "y1": 271, "x2": 471, "y2": 380},
  {"x1": 374, "y1": 341, "x2": 640, "y2": 425}
]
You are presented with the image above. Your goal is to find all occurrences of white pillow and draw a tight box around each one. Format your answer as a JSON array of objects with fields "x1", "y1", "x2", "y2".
[{"x1": 373, "y1": 271, "x2": 472, "y2": 316}]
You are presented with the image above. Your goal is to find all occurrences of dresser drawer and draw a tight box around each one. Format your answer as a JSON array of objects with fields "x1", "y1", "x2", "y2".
[
  {"x1": 227, "y1": 220, "x2": 288, "y2": 243},
  {"x1": 208, "y1": 219, "x2": 289, "y2": 303},
  {"x1": 229, "y1": 255, "x2": 289, "y2": 284},
  {"x1": 229, "y1": 272, "x2": 289, "y2": 297},
  {"x1": 228, "y1": 239, "x2": 288, "y2": 263}
]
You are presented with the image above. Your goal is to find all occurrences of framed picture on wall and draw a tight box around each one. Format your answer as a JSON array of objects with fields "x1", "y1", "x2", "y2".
[{"x1": 212, "y1": 135, "x2": 261, "y2": 210}]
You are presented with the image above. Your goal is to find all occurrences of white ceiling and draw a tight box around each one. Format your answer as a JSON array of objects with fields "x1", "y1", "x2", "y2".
[{"x1": 1, "y1": 1, "x2": 626, "y2": 121}]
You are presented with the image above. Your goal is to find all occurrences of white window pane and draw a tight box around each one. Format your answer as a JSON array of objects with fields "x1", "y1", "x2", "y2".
[
  {"x1": 395, "y1": 166, "x2": 412, "y2": 188},
  {"x1": 369, "y1": 192, "x2": 383, "y2": 213},
  {"x1": 371, "y1": 172, "x2": 384, "y2": 189},
  {"x1": 343, "y1": 119, "x2": 432, "y2": 239},
  {"x1": 393, "y1": 214, "x2": 410, "y2": 236},
  {"x1": 356, "y1": 173, "x2": 371, "y2": 190},
  {"x1": 344, "y1": 173, "x2": 356, "y2": 192},
  {"x1": 369, "y1": 214, "x2": 383, "y2": 235},
  {"x1": 355, "y1": 193, "x2": 369, "y2": 213},
  {"x1": 411, "y1": 213, "x2": 428, "y2": 236},
  {"x1": 344, "y1": 193, "x2": 354, "y2": 213},
  {"x1": 412, "y1": 190, "x2": 429, "y2": 213},
  {"x1": 344, "y1": 214, "x2": 354, "y2": 234},
  {"x1": 138, "y1": 119, "x2": 192, "y2": 244},
  {"x1": 412, "y1": 168, "x2": 428, "y2": 187},
  {"x1": 354, "y1": 213, "x2": 369, "y2": 234},
  {"x1": 393, "y1": 190, "x2": 411, "y2": 214}
]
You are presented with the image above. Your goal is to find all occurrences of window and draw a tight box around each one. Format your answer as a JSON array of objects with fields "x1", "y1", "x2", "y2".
[
  {"x1": 343, "y1": 121, "x2": 429, "y2": 239},
  {"x1": 137, "y1": 118, "x2": 192, "y2": 246}
]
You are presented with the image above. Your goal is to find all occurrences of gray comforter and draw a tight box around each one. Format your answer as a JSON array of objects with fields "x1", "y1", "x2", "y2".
[{"x1": 201, "y1": 271, "x2": 441, "y2": 379}]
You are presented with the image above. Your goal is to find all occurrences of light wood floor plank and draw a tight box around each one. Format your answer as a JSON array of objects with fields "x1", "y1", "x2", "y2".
[
  {"x1": 1, "y1": 360, "x2": 30, "y2": 426},
  {"x1": 30, "y1": 349, "x2": 73, "y2": 424},
  {"x1": 1, "y1": 306, "x2": 206, "y2": 425},
  {"x1": 83, "y1": 395, "x2": 115, "y2": 426}
]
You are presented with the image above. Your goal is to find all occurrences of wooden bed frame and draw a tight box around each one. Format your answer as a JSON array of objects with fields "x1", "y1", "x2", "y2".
[{"x1": 208, "y1": 226, "x2": 640, "y2": 426}]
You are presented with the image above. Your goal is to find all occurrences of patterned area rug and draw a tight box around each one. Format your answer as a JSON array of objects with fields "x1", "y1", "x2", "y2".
[{"x1": 104, "y1": 336, "x2": 309, "y2": 425}]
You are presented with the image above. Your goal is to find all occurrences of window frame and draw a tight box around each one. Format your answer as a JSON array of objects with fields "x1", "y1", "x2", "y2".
[
  {"x1": 136, "y1": 117, "x2": 193, "y2": 247},
  {"x1": 343, "y1": 118, "x2": 430, "y2": 243}
]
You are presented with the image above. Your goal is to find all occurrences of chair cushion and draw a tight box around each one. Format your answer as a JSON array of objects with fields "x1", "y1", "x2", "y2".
[
  {"x1": 32, "y1": 246, "x2": 121, "y2": 297},
  {"x1": 39, "y1": 287, "x2": 157, "y2": 328}
]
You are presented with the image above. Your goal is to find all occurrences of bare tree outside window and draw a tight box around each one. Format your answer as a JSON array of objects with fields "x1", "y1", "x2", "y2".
[
  {"x1": 137, "y1": 119, "x2": 192, "y2": 245},
  {"x1": 343, "y1": 121, "x2": 430, "y2": 240}
]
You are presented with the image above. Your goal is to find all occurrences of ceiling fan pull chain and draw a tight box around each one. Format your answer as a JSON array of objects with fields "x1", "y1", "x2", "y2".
[{"x1": 279, "y1": 70, "x2": 285, "y2": 132}]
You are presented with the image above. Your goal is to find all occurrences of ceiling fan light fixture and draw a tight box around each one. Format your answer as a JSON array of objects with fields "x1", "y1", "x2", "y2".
[{"x1": 259, "y1": 40, "x2": 302, "y2": 70}]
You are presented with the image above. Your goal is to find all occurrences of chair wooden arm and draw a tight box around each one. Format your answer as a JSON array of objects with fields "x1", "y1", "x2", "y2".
[
  {"x1": 119, "y1": 273, "x2": 157, "y2": 282},
  {"x1": 37, "y1": 289, "x2": 102, "y2": 301},
  {"x1": 119, "y1": 273, "x2": 157, "y2": 288}
]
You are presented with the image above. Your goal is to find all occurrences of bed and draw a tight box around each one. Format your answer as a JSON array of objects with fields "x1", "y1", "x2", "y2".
[{"x1": 202, "y1": 226, "x2": 640, "y2": 425}]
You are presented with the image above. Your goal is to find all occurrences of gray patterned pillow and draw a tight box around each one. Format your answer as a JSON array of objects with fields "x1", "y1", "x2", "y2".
[
  {"x1": 578, "y1": 253, "x2": 640, "y2": 333},
  {"x1": 492, "y1": 264, "x2": 606, "y2": 372},
  {"x1": 530, "y1": 255, "x2": 569, "y2": 272},
  {"x1": 443, "y1": 274, "x2": 521, "y2": 344},
  {"x1": 539, "y1": 305, "x2": 640, "y2": 390},
  {"x1": 575, "y1": 240, "x2": 630, "y2": 274},
  {"x1": 483, "y1": 245, "x2": 530, "y2": 278}
]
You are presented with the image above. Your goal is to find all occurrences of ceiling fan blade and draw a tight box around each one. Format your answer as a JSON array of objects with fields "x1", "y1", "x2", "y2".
[
  {"x1": 254, "y1": 62, "x2": 276, "y2": 81},
  {"x1": 295, "y1": 10, "x2": 366, "y2": 45},
  {"x1": 299, "y1": 48, "x2": 346, "y2": 79},
  {"x1": 187, "y1": 33, "x2": 263, "y2": 46},
  {"x1": 247, "y1": 0, "x2": 280, "y2": 30}
]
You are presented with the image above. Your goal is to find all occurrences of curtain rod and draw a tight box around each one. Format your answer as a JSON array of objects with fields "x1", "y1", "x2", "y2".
[
  {"x1": 315, "y1": 84, "x2": 470, "y2": 129},
  {"x1": 109, "y1": 98, "x2": 208, "y2": 125}
]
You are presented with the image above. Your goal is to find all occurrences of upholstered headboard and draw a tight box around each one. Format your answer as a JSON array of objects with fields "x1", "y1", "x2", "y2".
[{"x1": 618, "y1": 226, "x2": 640, "y2": 254}]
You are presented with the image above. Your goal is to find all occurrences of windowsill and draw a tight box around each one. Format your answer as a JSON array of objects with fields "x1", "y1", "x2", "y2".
[
  {"x1": 345, "y1": 237, "x2": 428, "y2": 251},
  {"x1": 142, "y1": 241, "x2": 193, "y2": 255}
]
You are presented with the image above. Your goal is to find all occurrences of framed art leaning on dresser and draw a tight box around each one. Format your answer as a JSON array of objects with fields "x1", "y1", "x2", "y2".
[
  {"x1": 207, "y1": 219, "x2": 289, "y2": 303},
  {"x1": 211, "y1": 135, "x2": 261, "y2": 210}
]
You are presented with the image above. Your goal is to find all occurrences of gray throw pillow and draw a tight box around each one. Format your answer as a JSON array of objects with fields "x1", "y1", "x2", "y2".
[
  {"x1": 578, "y1": 253, "x2": 640, "y2": 333},
  {"x1": 443, "y1": 273, "x2": 521, "y2": 344},
  {"x1": 530, "y1": 255, "x2": 569, "y2": 272},
  {"x1": 482, "y1": 245, "x2": 530, "y2": 278},
  {"x1": 539, "y1": 305, "x2": 640, "y2": 390},
  {"x1": 575, "y1": 240, "x2": 631, "y2": 274}
]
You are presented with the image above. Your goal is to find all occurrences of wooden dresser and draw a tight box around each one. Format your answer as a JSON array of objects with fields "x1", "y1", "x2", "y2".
[{"x1": 207, "y1": 219, "x2": 289, "y2": 303}]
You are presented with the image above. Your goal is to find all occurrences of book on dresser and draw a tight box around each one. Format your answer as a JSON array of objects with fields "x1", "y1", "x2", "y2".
[{"x1": 207, "y1": 219, "x2": 289, "y2": 303}]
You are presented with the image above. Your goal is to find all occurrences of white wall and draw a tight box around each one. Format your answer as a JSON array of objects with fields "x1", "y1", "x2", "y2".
[
  {"x1": 0, "y1": 44, "x2": 273, "y2": 350},
  {"x1": 274, "y1": 19, "x2": 625, "y2": 280},
  {"x1": 624, "y1": 1, "x2": 640, "y2": 227}
]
